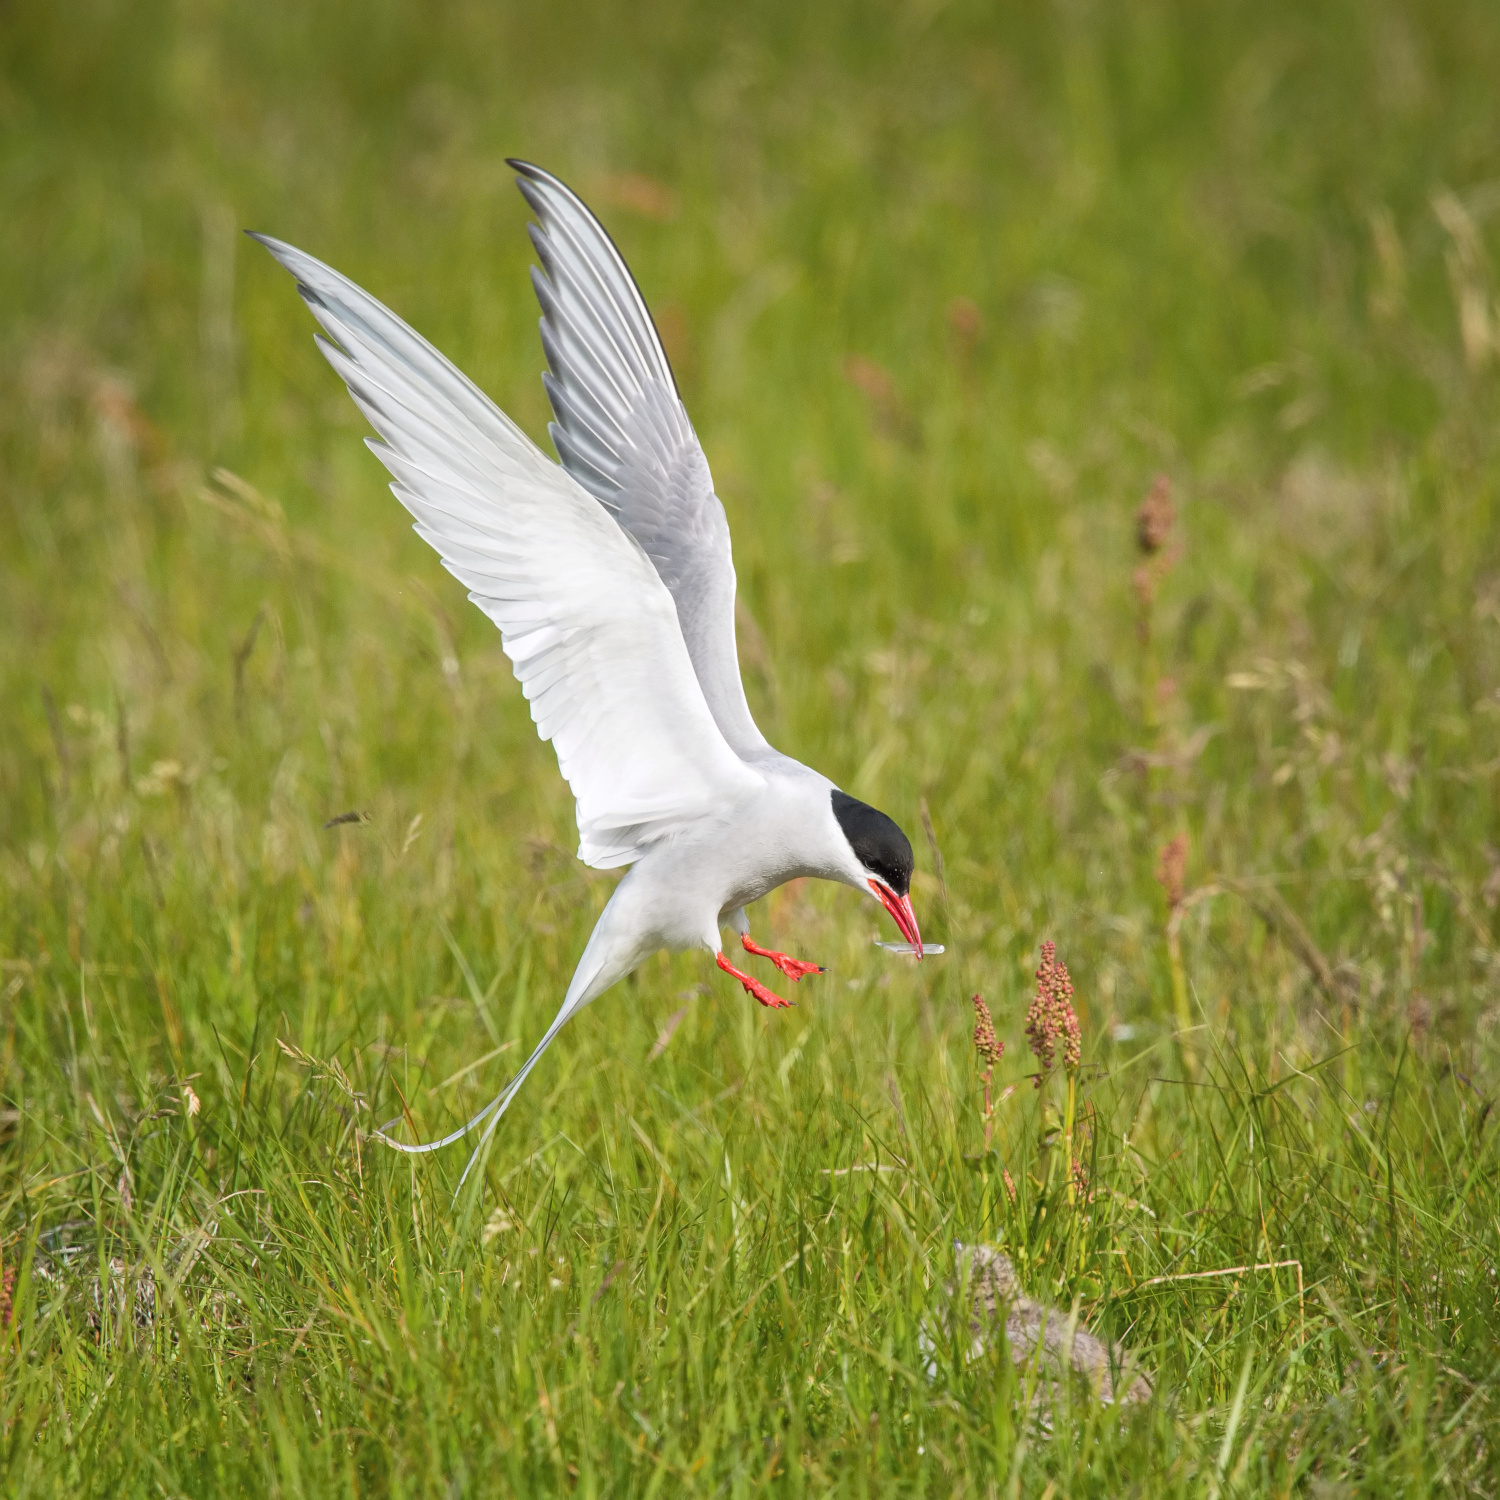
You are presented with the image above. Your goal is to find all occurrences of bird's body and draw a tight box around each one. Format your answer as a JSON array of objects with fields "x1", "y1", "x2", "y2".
[
  {"x1": 253, "y1": 162, "x2": 925, "y2": 1174},
  {"x1": 588, "y1": 760, "x2": 847, "y2": 973}
]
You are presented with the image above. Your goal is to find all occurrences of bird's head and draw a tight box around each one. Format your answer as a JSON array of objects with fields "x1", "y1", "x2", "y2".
[{"x1": 829, "y1": 789, "x2": 923, "y2": 958}]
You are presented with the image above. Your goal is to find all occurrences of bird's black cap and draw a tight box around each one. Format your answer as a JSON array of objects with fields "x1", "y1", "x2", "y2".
[{"x1": 831, "y1": 790, "x2": 914, "y2": 896}]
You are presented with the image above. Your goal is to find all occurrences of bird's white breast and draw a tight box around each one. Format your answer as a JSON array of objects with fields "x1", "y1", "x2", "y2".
[{"x1": 602, "y1": 762, "x2": 854, "y2": 954}]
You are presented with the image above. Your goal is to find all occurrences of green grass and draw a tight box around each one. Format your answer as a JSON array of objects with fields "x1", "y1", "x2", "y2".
[{"x1": 4, "y1": 0, "x2": 1500, "y2": 1492}]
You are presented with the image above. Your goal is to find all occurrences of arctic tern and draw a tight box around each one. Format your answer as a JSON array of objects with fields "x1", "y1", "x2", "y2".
[{"x1": 252, "y1": 162, "x2": 926, "y2": 1176}]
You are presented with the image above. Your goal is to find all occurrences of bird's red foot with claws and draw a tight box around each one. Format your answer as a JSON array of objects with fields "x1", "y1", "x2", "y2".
[
  {"x1": 741, "y1": 934, "x2": 825, "y2": 982},
  {"x1": 717, "y1": 951, "x2": 793, "y2": 1009}
]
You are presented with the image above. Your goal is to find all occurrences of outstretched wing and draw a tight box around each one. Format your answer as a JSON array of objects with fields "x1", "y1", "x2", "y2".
[
  {"x1": 252, "y1": 233, "x2": 760, "y2": 869},
  {"x1": 509, "y1": 160, "x2": 774, "y2": 762}
]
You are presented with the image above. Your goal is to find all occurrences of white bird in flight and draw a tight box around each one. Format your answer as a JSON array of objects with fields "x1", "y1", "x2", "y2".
[{"x1": 252, "y1": 161, "x2": 929, "y2": 1178}]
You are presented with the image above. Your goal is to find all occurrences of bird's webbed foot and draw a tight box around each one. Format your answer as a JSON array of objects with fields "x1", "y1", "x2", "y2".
[
  {"x1": 716, "y1": 951, "x2": 794, "y2": 1009},
  {"x1": 741, "y1": 933, "x2": 825, "y2": 982}
]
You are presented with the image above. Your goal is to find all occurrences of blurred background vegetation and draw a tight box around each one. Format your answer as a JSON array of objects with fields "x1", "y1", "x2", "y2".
[{"x1": 3, "y1": 0, "x2": 1500, "y2": 1493}]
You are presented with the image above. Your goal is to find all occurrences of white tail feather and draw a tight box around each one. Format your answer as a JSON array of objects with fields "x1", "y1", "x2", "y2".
[{"x1": 373, "y1": 884, "x2": 650, "y2": 1190}]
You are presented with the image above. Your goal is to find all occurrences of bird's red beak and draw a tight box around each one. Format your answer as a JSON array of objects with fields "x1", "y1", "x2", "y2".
[{"x1": 870, "y1": 879, "x2": 923, "y2": 958}]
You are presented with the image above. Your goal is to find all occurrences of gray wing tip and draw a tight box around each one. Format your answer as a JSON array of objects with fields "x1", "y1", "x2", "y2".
[
  {"x1": 508, "y1": 160, "x2": 569, "y2": 212},
  {"x1": 509, "y1": 164, "x2": 684, "y2": 405},
  {"x1": 245, "y1": 231, "x2": 323, "y2": 293},
  {"x1": 245, "y1": 229, "x2": 299, "y2": 265},
  {"x1": 248, "y1": 235, "x2": 354, "y2": 359},
  {"x1": 508, "y1": 160, "x2": 596, "y2": 231}
]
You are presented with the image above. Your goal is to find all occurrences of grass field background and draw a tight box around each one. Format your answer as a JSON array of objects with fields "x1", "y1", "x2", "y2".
[{"x1": 4, "y1": 1, "x2": 1500, "y2": 1492}]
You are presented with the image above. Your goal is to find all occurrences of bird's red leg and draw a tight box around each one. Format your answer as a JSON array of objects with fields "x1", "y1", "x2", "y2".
[
  {"x1": 717, "y1": 951, "x2": 793, "y2": 1009},
  {"x1": 741, "y1": 933, "x2": 825, "y2": 982}
]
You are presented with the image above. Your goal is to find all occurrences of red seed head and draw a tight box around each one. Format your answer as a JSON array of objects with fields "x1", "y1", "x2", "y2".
[
  {"x1": 1136, "y1": 473, "x2": 1175, "y2": 554},
  {"x1": 971, "y1": 994, "x2": 1004, "y2": 1068},
  {"x1": 1025, "y1": 941, "x2": 1081, "y2": 1079},
  {"x1": 1156, "y1": 832, "x2": 1188, "y2": 909}
]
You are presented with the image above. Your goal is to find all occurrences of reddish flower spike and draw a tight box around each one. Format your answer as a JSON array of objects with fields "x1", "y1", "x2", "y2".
[{"x1": 1025, "y1": 940, "x2": 1081, "y2": 1081}]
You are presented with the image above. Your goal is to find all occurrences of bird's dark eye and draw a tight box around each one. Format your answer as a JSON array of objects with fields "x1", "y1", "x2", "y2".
[{"x1": 831, "y1": 789, "x2": 914, "y2": 897}]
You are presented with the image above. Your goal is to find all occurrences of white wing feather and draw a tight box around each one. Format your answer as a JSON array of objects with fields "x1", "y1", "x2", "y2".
[
  {"x1": 251, "y1": 233, "x2": 760, "y2": 868},
  {"x1": 509, "y1": 161, "x2": 775, "y2": 762}
]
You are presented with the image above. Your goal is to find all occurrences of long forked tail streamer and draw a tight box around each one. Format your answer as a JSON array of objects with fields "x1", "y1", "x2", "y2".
[
  {"x1": 374, "y1": 1003, "x2": 578, "y2": 1189},
  {"x1": 370, "y1": 908, "x2": 637, "y2": 1192}
]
